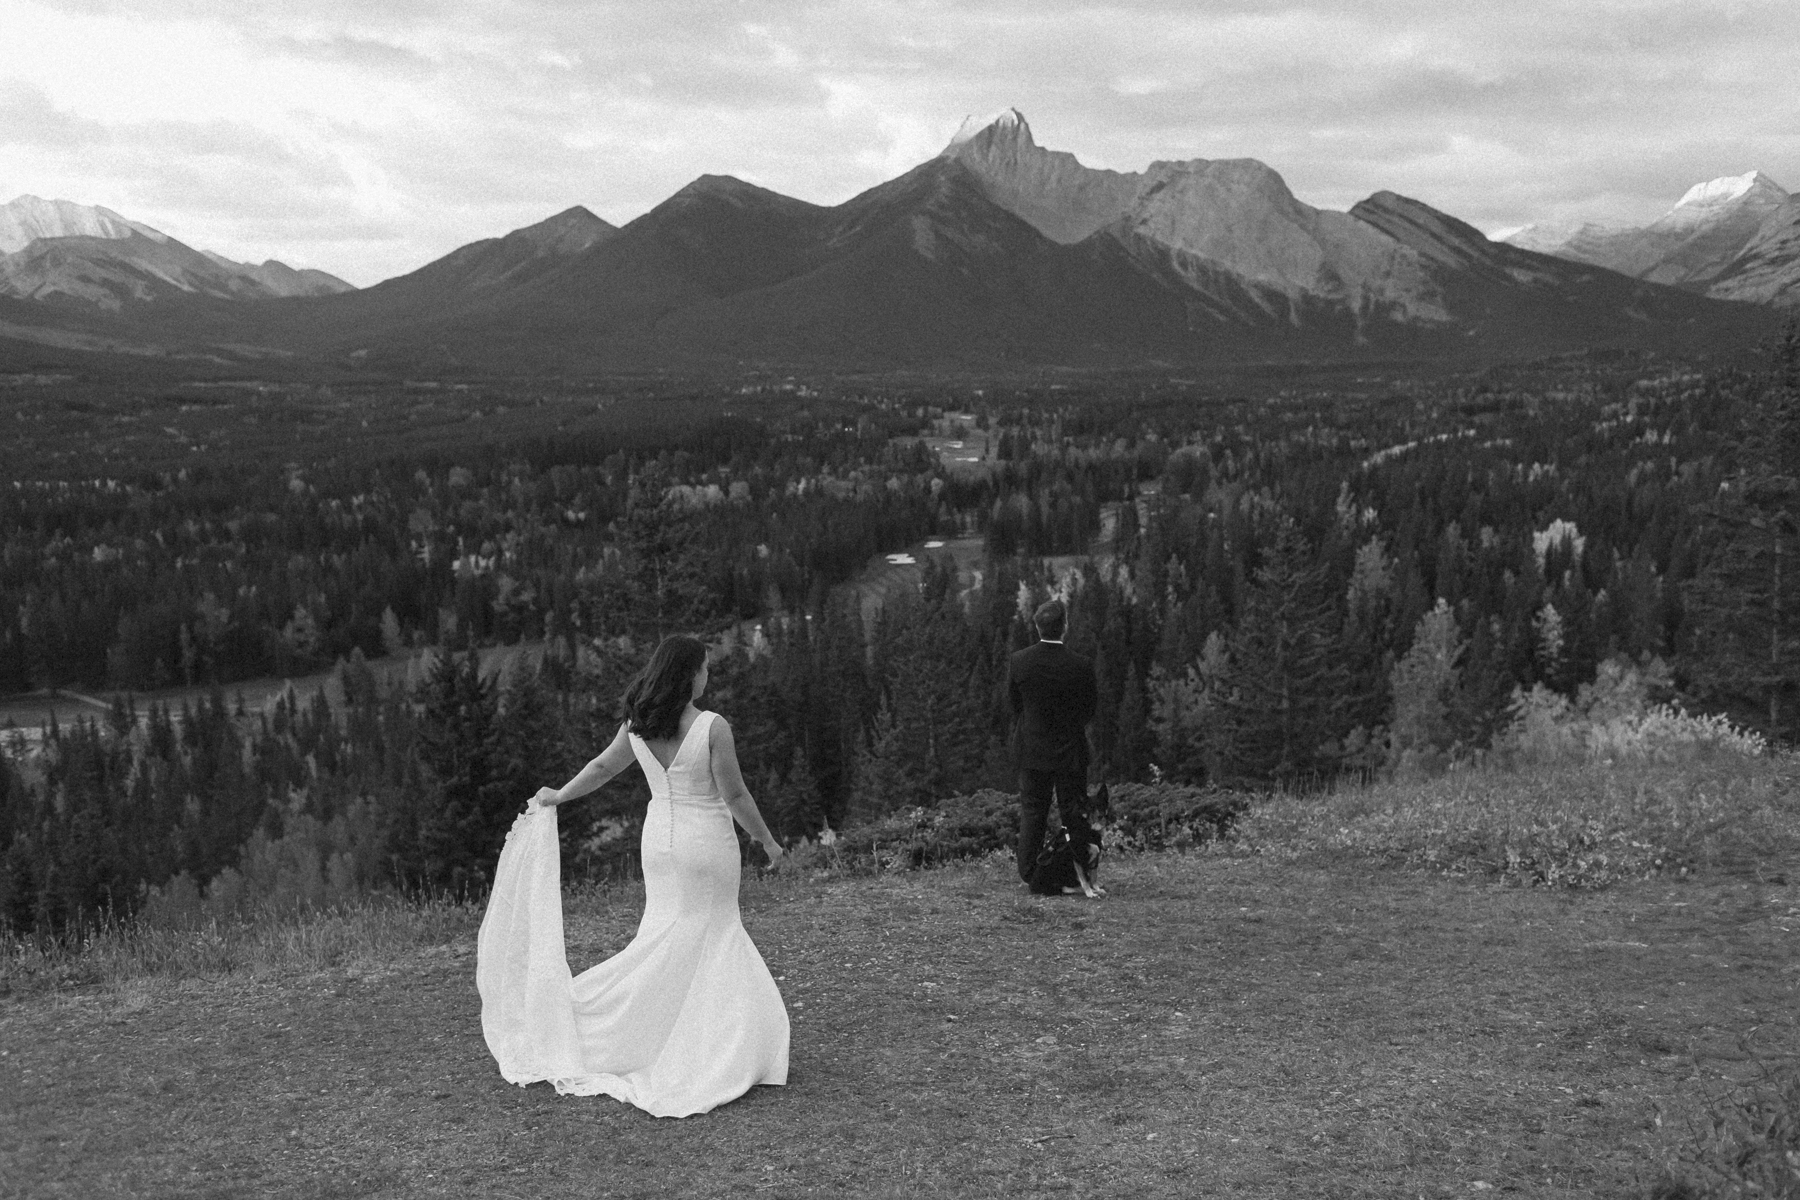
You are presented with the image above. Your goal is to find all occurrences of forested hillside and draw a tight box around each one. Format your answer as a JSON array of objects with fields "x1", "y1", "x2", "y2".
[{"x1": 2, "y1": 340, "x2": 1795, "y2": 935}]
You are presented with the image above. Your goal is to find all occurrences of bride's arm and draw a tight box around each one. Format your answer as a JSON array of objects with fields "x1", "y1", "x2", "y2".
[
  {"x1": 534, "y1": 723, "x2": 634, "y2": 807},
  {"x1": 710, "y1": 717, "x2": 784, "y2": 862}
]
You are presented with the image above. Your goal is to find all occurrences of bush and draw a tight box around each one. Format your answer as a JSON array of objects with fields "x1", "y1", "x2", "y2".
[
  {"x1": 1494, "y1": 659, "x2": 1768, "y2": 770},
  {"x1": 820, "y1": 783, "x2": 1250, "y2": 872},
  {"x1": 1104, "y1": 782, "x2": 1250, "y2": 851},
  {"x1": 831, "y1": 788, "x2": 1019, "y2": 871},
  {"x1": 140, "y1": 806, "x2": 386, "y2": 927}
]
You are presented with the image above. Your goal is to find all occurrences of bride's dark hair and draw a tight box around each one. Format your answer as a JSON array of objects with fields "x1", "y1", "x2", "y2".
[{"x1": 621, "y1": 635, "x2": 708, "y2": 741}]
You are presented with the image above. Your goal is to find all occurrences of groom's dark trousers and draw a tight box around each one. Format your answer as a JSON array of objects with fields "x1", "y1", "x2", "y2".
[{"x1": 1007, "y1": 639, "x2": 1098, "y2": 890}]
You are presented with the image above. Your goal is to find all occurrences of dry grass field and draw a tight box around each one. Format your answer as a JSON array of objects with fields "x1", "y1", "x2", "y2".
[{"x1": 4, "y1": 827, "x2": 1797, "y2": 1198}]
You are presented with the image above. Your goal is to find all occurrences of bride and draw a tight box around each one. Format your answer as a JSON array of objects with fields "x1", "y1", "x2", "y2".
[{"x1": 476, "y1": 635, "x2": 789, "y2": 1118}]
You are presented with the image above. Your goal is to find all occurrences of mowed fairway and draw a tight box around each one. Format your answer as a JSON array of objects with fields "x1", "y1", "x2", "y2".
[{"x1": 4, "y1": 852, "x2": 1797, "y2": 1199}]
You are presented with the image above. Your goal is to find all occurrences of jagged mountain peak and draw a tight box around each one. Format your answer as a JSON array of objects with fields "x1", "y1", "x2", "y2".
[
  {"x1": 942, "y1": 107, "x2": 1032, "y2": 154},
  {"x1": 4, "y1": 111, "x2": 1780, "y2": 365},
  {"x1": 941, "y1": 109, "x2": 1143, "y2": 244}
]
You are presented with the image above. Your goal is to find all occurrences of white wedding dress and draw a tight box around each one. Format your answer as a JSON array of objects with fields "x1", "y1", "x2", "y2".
[{"x1": 476, "y1": 710, "x2": 789, "y2": 1117}]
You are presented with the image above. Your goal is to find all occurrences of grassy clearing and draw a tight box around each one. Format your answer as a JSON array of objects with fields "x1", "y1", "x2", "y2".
[
  {"x1": 5, "y1": 824, "x2": 1799, "y2": 1198},
  {"x1": 843, "y1": 535, "x2": 987, "y2": 628},
  {"x1": 4, "y1": 757, "x2": 1796, "y2": 1197}
]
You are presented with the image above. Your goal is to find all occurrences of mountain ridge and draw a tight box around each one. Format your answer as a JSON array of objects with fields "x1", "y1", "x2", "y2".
[
  {"x1": 1501, "y1": 172, "x2": 1798, "y2": 306},
  {"x1": 0, "y1": 195, "x2": 354, "y2": 308},
  {"x1": 0, "y1": 114, "x2": 1783, "y2": 371}
]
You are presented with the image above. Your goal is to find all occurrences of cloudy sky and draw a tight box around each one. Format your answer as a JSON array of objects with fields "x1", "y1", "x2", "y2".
[{"x1": 4, "y1": 0, "x2": 1798, "y2": 286}]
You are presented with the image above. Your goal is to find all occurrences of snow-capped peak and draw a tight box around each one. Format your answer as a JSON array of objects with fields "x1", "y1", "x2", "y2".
[
  {"x1": 1673, "y1": 171, "x2": 1787, "y2": 211},
  {"x1": 943, "y1": 107, "x2": 1031, "y2": 152},
  {"x1": 0, "y1": 194, "x2": 167, "y2": 254}
]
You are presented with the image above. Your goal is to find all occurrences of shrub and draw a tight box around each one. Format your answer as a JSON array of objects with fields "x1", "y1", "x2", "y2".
[
  {"x1": 1493, "y1": 659, "x2": 1768, "y2": 770},
  {"x1": 822, "y1": 783, "x2": 1250, "y2": 872},
  {"x1": 1586, "y1": 705, "x2": 1769, "y2": 763},
  {"x1": 1104, "y1": 782, "x2": 1250, "y2": 851},
  {"x1": 140, "y1": 806, "x2": 385, "y2": 927},
  {"x1": 832, "y1": 788, "x2": 1018, "y2": 871}
]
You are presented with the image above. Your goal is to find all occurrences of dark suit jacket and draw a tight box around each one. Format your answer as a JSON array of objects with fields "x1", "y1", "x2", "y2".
[{"x1": 1007, "y1": 640, "x2": 1098, "y2": 774}]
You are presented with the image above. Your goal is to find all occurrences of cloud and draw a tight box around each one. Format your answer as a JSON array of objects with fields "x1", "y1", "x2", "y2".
[
  {"x1": 262, "y1": 32, "x2": 440, "y2": 79},
  {"x1": 2, "y1": 0, "x2": 1798, "y2": 283},
  {"x1": 0, "y1": 80, "x2": 111, "y2": 149}
]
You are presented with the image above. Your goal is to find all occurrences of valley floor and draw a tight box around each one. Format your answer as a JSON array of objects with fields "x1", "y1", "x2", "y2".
[{"x1": 3, "y1": 850, "x2": 1797, "y2": 1199}]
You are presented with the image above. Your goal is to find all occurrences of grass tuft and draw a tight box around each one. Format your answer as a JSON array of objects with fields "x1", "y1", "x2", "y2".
[
  {"x1": 1232, "y1": 755, "x2": 1799, "y2": 888},
  {"x1": 0, "y1": 893, "x2": 482, "y2": 997}
]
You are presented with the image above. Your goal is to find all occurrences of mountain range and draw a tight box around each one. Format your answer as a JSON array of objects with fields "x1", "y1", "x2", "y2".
[
  {"x1": 0, "y1": 195, "x2": 353, "y2": 309},
  {"x1": 1503, "y1": 171, "x2": 1800, "y2": 307},
  {"x1": 0, "y1": 112, "x2": 1788, "y2": 373}
]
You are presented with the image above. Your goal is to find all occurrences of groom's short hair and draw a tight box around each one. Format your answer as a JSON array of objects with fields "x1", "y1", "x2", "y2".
[{"x1": 1032, "y1": 599, "x2": 1066, "y2": 641}]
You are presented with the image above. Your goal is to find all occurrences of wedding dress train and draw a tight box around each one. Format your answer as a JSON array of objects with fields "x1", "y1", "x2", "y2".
[{"x1": 476, "y1": 710, "x2": 789, "y2": 1117}]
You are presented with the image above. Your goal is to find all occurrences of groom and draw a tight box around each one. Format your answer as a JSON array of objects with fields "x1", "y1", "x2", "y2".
[{"x1": 1007, "y1": 599, "x2": 1098, "y2": 894}]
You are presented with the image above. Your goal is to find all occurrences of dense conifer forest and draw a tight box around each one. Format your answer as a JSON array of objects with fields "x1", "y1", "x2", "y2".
[{"x1": 2, "y1": 341, "x2": 1795, "y2": 935}]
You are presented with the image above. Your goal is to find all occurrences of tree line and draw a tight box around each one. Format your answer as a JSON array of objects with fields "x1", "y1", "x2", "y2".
[{"x1": 2, "y1": 344, "x2": 1795, "y2": 936}]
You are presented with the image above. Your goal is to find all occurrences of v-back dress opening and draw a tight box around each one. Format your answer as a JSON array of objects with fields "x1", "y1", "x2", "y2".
[{"x1": 477, "y1": 709, "x2": 790, "y2": 1118}]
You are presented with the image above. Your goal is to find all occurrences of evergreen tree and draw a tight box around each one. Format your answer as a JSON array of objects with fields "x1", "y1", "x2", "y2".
[
  {"x1": 1109, "y1": 660, "x2": 1152, "y2": 781},
  {"x1": 400, "y1": 649, "x2": 504, "y2": 895},
  {"x1": 1681, "y1": 328, "x2": 1800, "y2": 742},
  {"x1": 850, "y1": 560, "x2": 988, "y2": 819},
  {"x1": 1450, "y1": 614, "x2": 1518, "y2": 750},
  {"x1": 1214, "y1": 523, "x2": 1351, "y2": 785},
  {"x1": 492, "y1": 664, "x2": 585, "y2": 874},
  {"x1": 761, "y1": 745, "x2": 823, "y2": 839}
]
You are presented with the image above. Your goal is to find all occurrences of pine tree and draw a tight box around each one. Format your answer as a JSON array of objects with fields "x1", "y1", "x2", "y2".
[
  {"x1": 1147, "y1": 661, "x2": 1206, "y2": 783},
  {"x1": 380, "y1": 606, "x2": 407, "y2": 658},
  {"x1": 846, "y1": 696, "x2": 927, "y2": 824},
  {"x1": 401, "y1": 649, "x2": 503, "y2": 895},
  {"x1": 1214, "y1": 523, "x2": 1351, "y2": 785},
  {"x1": 1681, "y1": 325, "x2": 1800, "y2": 741},
  {"x1": 809, "y1": 599, "x2": 869, "y2": 827},
  {"x1": 1450, "y1": 614, "x2": 1518, "y2": 750},
  {"x1": 764, "y1": 744, "x2": 823, "y2": 837},
  {"x1": 492, "y1": 664, "x2": 582, "y2": 874},
  {"x1": 849, "y1": 561, "x2": 988, "y2": 819},
  {"x1": 1112, "y1": 661, "x2": 1153, "y2": 781}
]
